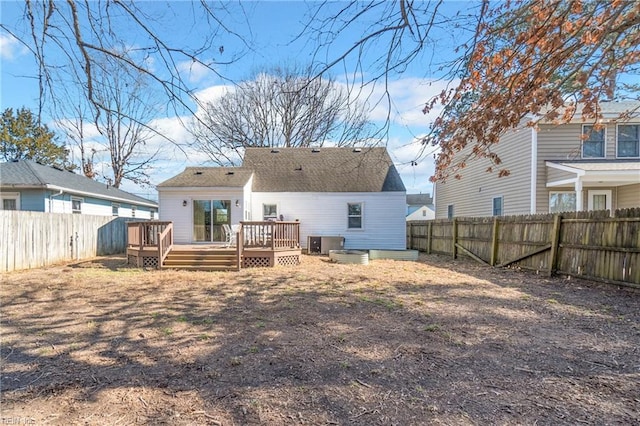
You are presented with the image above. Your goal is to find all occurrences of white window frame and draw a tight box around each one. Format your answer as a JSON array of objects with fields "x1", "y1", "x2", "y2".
[
  {"x1": 549, "y1": 191, "x2": 576, "y2": 213},
  {"x1": 347, "y1": 202, "x2": 363, "y2": 230},
  {"x1": 112, "y1": 203, "x2": 120, "y2": 217},
  {"x1": 587, "y1": 189, "x2": 612, "y2": 213},
  {"x1": 71, "y1": 196, "x2": 83, "y2": 214},
  {"x1": 492, "y1": 196, "x2": 504, "y2": 216},
  {"x1": 262, "y1": 203, "x2": 278, "y2": 221},
  {"x1": 0, "y1": 192, "x2": 20, "y2": 211},
  {"x1": 616, "y1": 123, "x2": 640, "y2": 158},
  {"x1": 131, "y1": 205, "x2": 136, "y2": 218},
  {"x1": 581, "y1": 124, "x2": 606, "y2": 159},
  {"x1": 447, "y1": 204, "x2": 454, "y2": 219}
]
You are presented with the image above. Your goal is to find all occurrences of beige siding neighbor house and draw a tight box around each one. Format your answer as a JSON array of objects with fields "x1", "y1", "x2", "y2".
[{"x1": 435, "y1": 101, "x2": 640, "y2": 218}]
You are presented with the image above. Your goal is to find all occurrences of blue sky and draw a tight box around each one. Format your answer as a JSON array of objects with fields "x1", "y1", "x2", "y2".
[{"x1": 1, "y1": 1, "x2": 477, "y2": 200}]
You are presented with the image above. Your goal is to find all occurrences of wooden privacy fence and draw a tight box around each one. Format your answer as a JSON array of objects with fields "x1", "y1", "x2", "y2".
[
  {"x1": 1, "y1": 211, "x2": 133, "y2": 272},
  {"x1": 407, "y1": 208, "x2": 640, "y2": 287}
]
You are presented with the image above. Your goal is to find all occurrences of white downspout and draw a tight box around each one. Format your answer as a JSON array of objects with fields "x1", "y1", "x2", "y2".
[
  {"x1": 49, "y1": 190, "x2": 64, "y2": 212},
  {"x1": 530, "y1": 127, "x2": 538, "y2": 214}
]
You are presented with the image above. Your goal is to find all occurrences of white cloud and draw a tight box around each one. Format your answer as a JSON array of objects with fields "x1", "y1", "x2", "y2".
[
  {"x1": 177, "y1": 60, "x2": 215, "y2": 84},
  {"x1": 0, "y1": 32, "x2": 27, "y2": 61}
]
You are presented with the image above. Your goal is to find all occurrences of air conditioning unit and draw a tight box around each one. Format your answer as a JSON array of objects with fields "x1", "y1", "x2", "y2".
[{"x1": 307, "y1": 236, "x2": 345, "y2": 254}]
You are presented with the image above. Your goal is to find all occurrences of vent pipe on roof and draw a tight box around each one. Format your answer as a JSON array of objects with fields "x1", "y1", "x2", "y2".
[
  {"x1": 311, "y1": 148, "x2": 320, "y2": 153},
  {"x1": 271, "y1": 149, "x2": 280, "y2": 153},
  {"x1": 353, "y1": 148, "x2": 362, "y2": 152}
]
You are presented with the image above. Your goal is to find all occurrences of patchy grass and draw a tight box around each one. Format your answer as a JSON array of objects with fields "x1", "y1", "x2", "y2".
[{"x1": 1, "y1": 253, "x2": 639, "y2": 425}]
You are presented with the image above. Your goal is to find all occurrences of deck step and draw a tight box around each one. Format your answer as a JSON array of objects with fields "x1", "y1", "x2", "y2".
[{"x1": 162, "y1": 248, "x2": 239, "y2": 271}]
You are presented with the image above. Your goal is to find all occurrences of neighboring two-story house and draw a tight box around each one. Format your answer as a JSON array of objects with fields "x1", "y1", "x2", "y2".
[
  {"x1": 0, "y1": 160, "x2": 158, "y2": 218},
  {"x1": 435, "y1": 101, "x2": 640, "y2": 218}
]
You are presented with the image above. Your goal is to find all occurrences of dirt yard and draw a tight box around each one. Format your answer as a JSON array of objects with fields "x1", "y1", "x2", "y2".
[{"x1": 1, "y1": 254, "x2": 638, "y2": 425}]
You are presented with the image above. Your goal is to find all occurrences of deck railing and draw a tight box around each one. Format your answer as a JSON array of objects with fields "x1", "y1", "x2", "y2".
[
  {"x1": 127, "y1": 221, "x2": 173, "y2": 249},
  {"x1": 240, "y1": 221, "x2": 300, "y2": 250},
  {"x1": 157, "y1": 223, "x2": 174, "y2": 268}
]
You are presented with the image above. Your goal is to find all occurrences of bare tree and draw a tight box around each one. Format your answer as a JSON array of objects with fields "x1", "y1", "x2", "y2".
[{"x1": 191, "y1": 66, "x2": 376, "y2": 166}]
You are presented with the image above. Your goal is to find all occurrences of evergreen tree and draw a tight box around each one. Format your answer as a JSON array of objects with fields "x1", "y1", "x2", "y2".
[{"x1": 0, "y1": 107, "x2": 72, "y2": 169}]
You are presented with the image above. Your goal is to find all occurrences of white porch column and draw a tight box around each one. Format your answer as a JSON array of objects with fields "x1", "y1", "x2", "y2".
[{"x1": 574, "y1": 179, "x2": 583, "y2": 211}]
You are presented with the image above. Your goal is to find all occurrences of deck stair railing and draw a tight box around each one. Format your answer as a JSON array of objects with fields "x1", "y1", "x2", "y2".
[{"x1": 127, "y1": 221, "x2": 173, "y2": 250}]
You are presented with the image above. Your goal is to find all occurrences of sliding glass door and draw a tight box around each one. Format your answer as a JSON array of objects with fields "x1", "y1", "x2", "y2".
[{"x1": 193, "y1": 200, "x2": 231, "y2": 242}]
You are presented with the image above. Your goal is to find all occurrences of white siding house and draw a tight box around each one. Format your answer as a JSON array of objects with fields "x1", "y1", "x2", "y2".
[{"x1": 157, "y1": 147, "x2": 407, "y2": 250}]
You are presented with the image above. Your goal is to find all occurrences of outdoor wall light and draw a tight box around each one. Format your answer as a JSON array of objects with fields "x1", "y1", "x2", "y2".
[
  {"x1": 235, "y1": 199, "x2": 240, "y2": 207},
  {"x1": 182, "y1": 200, "x2": 188, "y2": 207}
]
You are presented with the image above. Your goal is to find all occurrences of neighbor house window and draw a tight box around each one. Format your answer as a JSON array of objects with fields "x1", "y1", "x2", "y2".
[
  {"x1": 263, "y1": 204, "x2": 277, "y2": 221},
  {"x1": 549, "y1": 192, "x2": 576, "y2": 213},
  {"x1": 71, "y1": 197, "x2": 83, "y2": 214},
  {"x1": 150, "y1": 209, "x2": 156, "y2": 220},
  {"x1": 582, "y1": 125, "x2": 605, "y2": 158},
  {"x1": 492, "y1": 197, "x2": 503, "y2": 216},
  {"x1": 447, "y1": 204, "x2": 454, "y2": 219},
  {"x1": 0, "y1": 193, "x2": 19, "y2": 210},
  {"x1": 617, "y1": 124, "x2": 640, "y2": 158},
  {"x1": 112, "y1": 203, "x2": 120, "y2": 216},
  {"x1": 131, "y1": 206, "x2": 136, "y2": 218},
  {"x1": 347, "y1": 202, "x2": 362, "y2": 229}
]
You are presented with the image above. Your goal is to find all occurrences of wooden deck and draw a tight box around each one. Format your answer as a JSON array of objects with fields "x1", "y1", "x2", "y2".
[{"x1": 126, "y1": 221, "x2": 301, "y2": 270}]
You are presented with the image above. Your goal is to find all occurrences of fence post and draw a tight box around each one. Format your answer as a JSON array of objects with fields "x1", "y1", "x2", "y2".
[
  {"x1": 452, "y1": 218, "x2": 458, "y2": 259},
  {"x1": 427, "y1": 221, "x2": 432, "y2": 254},
  {"x1": 490, "y1": 217, "x2": 499, "y2": 266},
  {"x1": 548, "y1": 214, "x2": 562, "y2": 277}
]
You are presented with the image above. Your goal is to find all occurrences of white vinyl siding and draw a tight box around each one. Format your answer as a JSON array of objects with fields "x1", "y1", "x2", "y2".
[
  {"x1": 251, "y1": 192, "x2": 406, "y2": 250},
  {"x1": 435, "y1": 123, "x2": 532, "y2": 218}
]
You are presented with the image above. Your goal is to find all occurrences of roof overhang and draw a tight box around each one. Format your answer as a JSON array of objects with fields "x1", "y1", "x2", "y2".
[
  {"x1": 546, "y1": 161, "x2": 640, "y2": 187},
  {"x1": 1, "y1": 183, "x2": 158, "y2": 208}
]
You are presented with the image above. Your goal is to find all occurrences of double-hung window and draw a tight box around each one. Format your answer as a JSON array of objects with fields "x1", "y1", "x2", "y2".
[
  {"x1": 263, "y1": 204, "x2": 277, "y2": 221},
  {"x1": 582, "y1": 125, "x2": 605, "y2": 158},
  {"x1": 71, "y1": 197, "x2": 83, "y2": 214},
  {"x1": 347, "y1": 202, "x2": 362, "y2": 229},
  {"x1": 112, "y1": 203, "x2": 120, "y2": 216},
  {"x1": 617, "y1": 124, "x2": 640, "y2": 158},
  {"x1": 549, "y1": 192, "x2": 576, "y2": 213},
  {"x1": 492, "y1": 197, "x2": 503, "y2": 216},
  {"x1": 0, "y1": 193, "x2": 19, "y2": 210}
]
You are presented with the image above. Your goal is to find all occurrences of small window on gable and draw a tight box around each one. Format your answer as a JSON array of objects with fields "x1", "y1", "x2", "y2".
[
  {"x1": 263, "y1": 204, "x2": 277, "y2": 221},
  {"x1": 617, "y1": 124, "x2": 640, "y2": 158},
  {"x1": 348, "y1": 202, "x2": 363, "y2": 229},
  {"x1": 422, "y1": 209, "x2": 427, "y2": 217},
  {"x1": 71, "y1": 197, "x2": 83, "y2": 214},
  {"x1": 131, "y1": 206, "x2": 136, "y2": 218},
  {"x1": 447, "y1": 204, "x2": 454, "y2": 219},
  {"x1": 112, "y1": 203, "x2": 120, "y2": 216},
  {"x1": 492, "y1": 197, "x2": 503, "y2": 216},
  {"x1": 582, "y1": 125, "x2": 605, "y2": 158}
]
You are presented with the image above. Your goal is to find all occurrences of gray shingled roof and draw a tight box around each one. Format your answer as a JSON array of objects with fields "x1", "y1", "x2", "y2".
[
  {"x1": 157, "y1": 167, "x2": 254, "y2": 188},
  {"x1": 406, "y1": 193, "x2": 433, "y2": 206},
  {"x1": 242, "y1": 147, "x2": 406, "y2": 192},
  {"x1": 0, "y1": 160, "x2": 157, "y2": 207}
]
